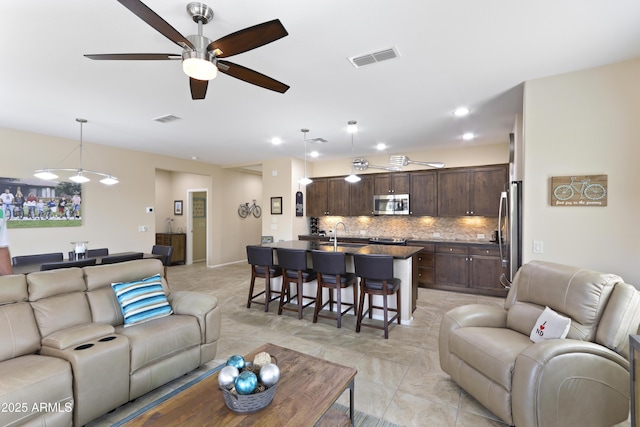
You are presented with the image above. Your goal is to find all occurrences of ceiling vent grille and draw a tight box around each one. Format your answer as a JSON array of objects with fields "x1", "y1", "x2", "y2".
[
  {"x1": 349, "y1": 47, "x2": 399, "y2": 68},
  {"x1": 153, "y1": 114, "x2": 182, "y2": 123}
]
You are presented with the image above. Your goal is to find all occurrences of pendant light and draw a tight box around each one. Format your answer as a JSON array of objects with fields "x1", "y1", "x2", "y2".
[
  {"x1": 299, "y1": 128, "x2": 313, "y2": 186},
  {"x1": 344, "y1": 120, "x2": 361, "y2": 183},
  {"x1": 34, "y1": 118, "x2": 119, "y2": 185}
]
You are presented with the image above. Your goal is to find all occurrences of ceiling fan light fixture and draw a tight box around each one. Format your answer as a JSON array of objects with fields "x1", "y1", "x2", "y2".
[{"x1": 182, "y1": 51, "x2": 217, "y2": 80}]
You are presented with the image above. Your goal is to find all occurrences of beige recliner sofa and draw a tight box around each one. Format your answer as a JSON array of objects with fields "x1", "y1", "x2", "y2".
[
  {"x1": 0, "y1": 258, "x2": 220, "y2": 427},
  {"x1": 439, "y1": 260, "x2": 640, "y2": 427}
]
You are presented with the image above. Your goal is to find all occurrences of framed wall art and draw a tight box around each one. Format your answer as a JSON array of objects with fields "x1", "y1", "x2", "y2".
[
  {"x1": 174, "y1": 200, "x2": 183, "y2": 215},
  {"x1": 271, "y1": 197, "x2": 282, "y2": 215},
  {"x1": 550, "y1": 175, "x2": 607, "y2": 207}
]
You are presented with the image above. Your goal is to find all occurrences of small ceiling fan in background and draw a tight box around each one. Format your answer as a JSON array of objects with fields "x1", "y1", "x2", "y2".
[
  {"x1": 85, "y1": 0, "x2": 290, "y2": 100},
  {"x1": 352, "y1": 158, "x2": 402, "y2": 172}
]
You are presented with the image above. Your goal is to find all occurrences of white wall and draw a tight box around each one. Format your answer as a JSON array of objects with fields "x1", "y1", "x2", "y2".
[{"x1": 523, "y1": 58, "x2": 640, "y2": 285}]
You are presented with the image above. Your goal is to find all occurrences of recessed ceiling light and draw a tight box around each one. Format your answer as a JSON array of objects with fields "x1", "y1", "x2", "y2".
[
  {"x1": 462, "y1": 132, "x2": 475, "y2": 140},
  {"x1": 271, "y1": 137, "x2": 282, "y2": 145},
  {"x1": 376, "y1": 143, "x2": 387, "y2": 150},
  {"x1": 309, "y1": 151, "x2": 319, "y2": 158},
  {"x1": 453, "y1": 107, "x2": 470, "y2": 117}
]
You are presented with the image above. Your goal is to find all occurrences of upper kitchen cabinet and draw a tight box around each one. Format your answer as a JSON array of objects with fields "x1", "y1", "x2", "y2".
[
  {"x1": 350, "y1": 174, "x2": 375, "y2": 216},
  {"x1": 438, "y1": 165, "x2": 507, "y2": 216},
  {"x1": 374, "y1": 173, "x2": 410, "y2": 194},
  {"x1": 409, "y1": 171, "x2": 437, "y2": 216},
  {"x1": 306, "y1": 177, "x2": 350, "y2": 216}
]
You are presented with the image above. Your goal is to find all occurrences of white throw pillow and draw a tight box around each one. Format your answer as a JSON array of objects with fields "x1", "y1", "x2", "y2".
[{"x1": 530, "y1": 306, "x2": 571, "y2": 343}]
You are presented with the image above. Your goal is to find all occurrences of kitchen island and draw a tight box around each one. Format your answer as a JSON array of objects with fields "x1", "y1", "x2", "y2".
[{"x1": 261, "y1": 240, "x2": 422, "y2": 325}]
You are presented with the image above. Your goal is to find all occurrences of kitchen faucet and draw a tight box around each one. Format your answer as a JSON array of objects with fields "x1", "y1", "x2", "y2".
[{"x1": 333, "y1": 222, "x2": 346, "y2": 251}]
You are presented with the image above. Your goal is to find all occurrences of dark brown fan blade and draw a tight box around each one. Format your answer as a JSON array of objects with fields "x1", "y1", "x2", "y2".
[
  {"x1": 217, "y1": 60, "x2": 289, "y2": 93},
  {"x1": 190, "y1": 78, "x2": 208, "y2": 100},
  {"x1": 84, "y1": 53, "x2": 181, "y2": 60},
  {"x1": 117, "y1": 0, "x2": 193, "y2": 49},
  {"x1": 208, "y1": 19, "x2": 288, "y2": 58}
]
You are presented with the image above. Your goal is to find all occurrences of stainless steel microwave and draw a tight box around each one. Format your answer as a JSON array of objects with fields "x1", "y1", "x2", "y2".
[{"x1": 373, "y1": 194, "x2": 410, "y2": 215}]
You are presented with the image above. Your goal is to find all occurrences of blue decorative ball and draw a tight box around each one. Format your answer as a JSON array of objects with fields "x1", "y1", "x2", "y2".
[
  {"x1": 235, "y1": 371, "x2": 258, "y2": 395},
  {"x1": 259, "y1": 363, "x2": 280, "y2": 387},
  {"x1": 218, "y1": 366, "x2": 239, "y2": 389},
  {"x1": 226, "y1": 355, "x2": 246, "y2": 370}
]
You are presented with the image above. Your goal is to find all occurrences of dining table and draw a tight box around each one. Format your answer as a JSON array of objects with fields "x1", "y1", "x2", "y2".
[{"x1": 12, "y1": 252, "x2": 163, "y2": 275}]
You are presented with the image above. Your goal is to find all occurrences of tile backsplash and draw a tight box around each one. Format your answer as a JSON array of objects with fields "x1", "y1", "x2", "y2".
[{"x1": 315, "y1": 216, "x2": 498, "y2": 242}]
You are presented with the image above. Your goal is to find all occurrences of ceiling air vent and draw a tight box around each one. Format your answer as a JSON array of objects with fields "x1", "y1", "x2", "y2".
[
  {"x1": 349, "y1": 47, "x2": 399, "y2": 68},
  {"x1": 153, "y1": 114, "x2": 182, "y2": 124}
]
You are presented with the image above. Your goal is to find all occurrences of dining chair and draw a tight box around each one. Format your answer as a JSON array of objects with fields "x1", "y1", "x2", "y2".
[
  {"x1": 87, "y1": 248, "x2": 109, "y2": 257},
  {"x1": 353, "y1": 254, "x2": 401, "y2": 339},
  {"x1": 151, "y1": 245, "x2": 174, "y2": 281},
  {"x1": 310, "y1": 250, "x2": 357, "y2": 328},
  {"x1": 40, "y1": 258, "x2": 97, "y2": 271},
  {"x1": 277, "y1": 248, "x2": 317, "y2": 320},
  {"x1": 100, "y1": 253, "x2": 144, "y2": 265},
  {"x1": 246, "y1": 245, "x2": 283, "y2": 312},
  {"x1": 12, "y1": 252, "x2": 63, "y2": 266}
]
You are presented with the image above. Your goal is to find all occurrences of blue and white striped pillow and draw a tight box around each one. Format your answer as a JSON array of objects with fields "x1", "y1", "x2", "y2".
[{"x1": 111, "y1": 274, "x2": 173, "y2": 327}]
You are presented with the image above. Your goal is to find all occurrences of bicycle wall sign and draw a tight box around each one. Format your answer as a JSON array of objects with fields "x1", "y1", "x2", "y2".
[{"x1": 550, "y1": 174, "x2": 607, "y2": 207}]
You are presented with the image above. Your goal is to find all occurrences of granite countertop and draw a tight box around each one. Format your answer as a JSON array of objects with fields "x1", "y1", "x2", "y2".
[{"x1": 263, "y1": 240, "x2": 422, "y2": 259}]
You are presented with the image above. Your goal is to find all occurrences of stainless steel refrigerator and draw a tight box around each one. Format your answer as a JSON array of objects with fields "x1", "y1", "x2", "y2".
[{"x1": 498, "y1": 180, "x2": 522, "y2": 288}]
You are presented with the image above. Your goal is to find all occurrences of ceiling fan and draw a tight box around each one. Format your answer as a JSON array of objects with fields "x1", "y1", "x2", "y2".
[
  {"x1": 85, "y1": 0, "x2": 290, "y2": 100},
  {"x1": 352, "y1": 158, "x2": 402, "y2": 172}
]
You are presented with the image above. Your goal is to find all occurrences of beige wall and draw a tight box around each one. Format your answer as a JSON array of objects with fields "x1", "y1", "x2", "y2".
[
  {"x1": 309, "y1": 142, "x2": 509, "y2": 178},
  {"x1": 0, "y1": 127, "x2": 259, "y2": 267},
  {"x1": 523, "y1": 58, "x2": 640, "y2": 286}
]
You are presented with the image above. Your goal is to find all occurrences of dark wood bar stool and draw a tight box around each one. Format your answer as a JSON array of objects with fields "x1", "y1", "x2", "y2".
[
  {"x1": 246, "y1": 245, "x2": 283, "y2": 312},
  {"x1": 277, "y1": 248, "x2": 317, "y2": 319},
  {"x1": 354, "y1": 254, "x2": 401, "y2": 339},
  {"x1": 311, "y1": 250, "x2": 357, "y2": 328}
]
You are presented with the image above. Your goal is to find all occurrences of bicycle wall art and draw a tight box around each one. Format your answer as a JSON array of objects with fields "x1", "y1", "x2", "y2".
[
  {"x1": 0, "y1": 177, "x2": 83, "y2": 228},
  {"x1": 550, "y1": 174, "x2": 607, "y2": 207}
]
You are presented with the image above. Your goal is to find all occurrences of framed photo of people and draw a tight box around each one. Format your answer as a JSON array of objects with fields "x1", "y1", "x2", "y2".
[{"x1": 0, "y1": 177, "x2": 82, "y2": 228}]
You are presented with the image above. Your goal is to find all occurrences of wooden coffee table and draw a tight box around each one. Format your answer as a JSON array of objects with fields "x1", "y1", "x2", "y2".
[{"x1": 124, "y1": 343, "x2": 357, "y2": 426}]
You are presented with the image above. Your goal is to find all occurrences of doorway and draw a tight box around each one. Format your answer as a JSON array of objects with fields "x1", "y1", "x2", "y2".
[{"x1": 188, "y1": 190, "x2": 207, "y2": 264}]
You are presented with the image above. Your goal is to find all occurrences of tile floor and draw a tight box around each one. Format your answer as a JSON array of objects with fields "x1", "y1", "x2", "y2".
[{"x1": 90, "y1": 261, "x2": 632, "y2": 427}]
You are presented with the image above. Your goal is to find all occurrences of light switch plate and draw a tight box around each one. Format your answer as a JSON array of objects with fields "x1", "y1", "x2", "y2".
[{"x1": 533, "y1": 240, "x2": 544, "y2": 254}]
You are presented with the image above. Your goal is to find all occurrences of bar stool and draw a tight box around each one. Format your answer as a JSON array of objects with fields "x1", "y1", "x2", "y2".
[
  {"x1": 354, "y1": 254, "x2": 401, "y2": 339},
  {"x1": 277, "y1": 248, "x2": 317, "y2": 319},
  {"x1": 246, "y1": 245, "x2": 283, "y2": 312},
  {"x1": 311, "y1": 250, "x2": 357, "y2": 328}
]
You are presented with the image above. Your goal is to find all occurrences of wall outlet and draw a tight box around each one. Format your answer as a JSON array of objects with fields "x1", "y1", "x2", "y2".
[
  {"x1": 533, "y1": 240, "x2": 544, "y2": 254},
  {"x1": 477, "y1": 233, "x2": 485, "y2": 239},
  {"x1": 138, "y1": 225, "x2": 149, "y2": 232},
  {"x1": 432, "y1": 232, "x2": 440, "y2": 238},
  {"x1": 145, "y1": 207, "x2": 154, "y2": 213}
]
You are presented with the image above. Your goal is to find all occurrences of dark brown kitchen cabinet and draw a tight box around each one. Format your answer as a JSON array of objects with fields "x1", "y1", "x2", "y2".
[
  {"x1": 409, "y1": 171, "x2": 437, "y2": 216},
  {"x1": 327, "y1": 177, "x2": 350, "y2": 216},
  {"x1": 409, "y1": 243, "x2": 435, "y2": 288},
  {"x1": 349, "y1": 174, "x2": 374, "y2": 216},
  {"x1": 437, "y1": 165, "x2": 507, "y2": 217},
  {"x1": 306, "y1": 178, "x2": 328, "y2": 217},
  {"x1": 374, "y1": 173, "x2": 410, "y2": 194},
  {"x1": 434, "y1": 243, "x2": 506, "y2": 297},
  {"x1": 155, "y1": 233, "x2": 186, "y2": 265},
  {"x1": 305, "y1": 177, "x2": 350, "y2": 216}
]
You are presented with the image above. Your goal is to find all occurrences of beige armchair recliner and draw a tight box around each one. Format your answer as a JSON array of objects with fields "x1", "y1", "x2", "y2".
[{"x1": 439, "y1": 260, "x2": 640, "y2": 427}]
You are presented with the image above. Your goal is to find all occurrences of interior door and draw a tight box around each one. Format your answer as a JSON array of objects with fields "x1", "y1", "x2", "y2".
[{"x1": 191, "y1": 191, "x2": 207, "y2": 262}]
